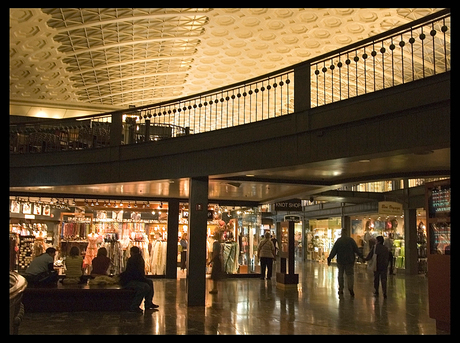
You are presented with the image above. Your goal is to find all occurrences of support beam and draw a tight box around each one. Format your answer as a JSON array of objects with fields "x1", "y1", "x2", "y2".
[
  {"x1": 166, "y1": 198, "x2": 179, "y2": 279},
  {"x1": 404, "y1": 208, "x2": 418, "y2": 275},
  {"x1": 186, "y1": 176, "x2": 208, "y2": 306}
]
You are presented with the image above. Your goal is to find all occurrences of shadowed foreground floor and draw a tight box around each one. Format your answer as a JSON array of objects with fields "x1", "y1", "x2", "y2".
[{"x1": 19, "y1": 261, "x2": 446, "y2": 335}]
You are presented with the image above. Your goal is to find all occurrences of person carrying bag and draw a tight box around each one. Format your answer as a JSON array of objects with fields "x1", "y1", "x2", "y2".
[
  {"x1": 364, "y1": 236, "x2": 390, "y2": 298},
  {"x1": 257, "y1": 232, "x2": 276, "y2": 280}
]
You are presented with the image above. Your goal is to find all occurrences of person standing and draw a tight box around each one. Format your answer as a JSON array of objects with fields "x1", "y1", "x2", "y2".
[
  {"x1": 257, "y1": 231, "x2": 276, "y2": 280},
  {"x1": 180, "y1": 233, "x2": 188, "y2": 272},
  {"x1": 208, "y1": 232, "x2": 223, "y2": 294},
  {"x1": 365, "y1": 235, "x2": 390, "y2": 298},
  {"x1": 327, "y1": 229, "x2": 364, "y2": 297},
  {"x1": 120, "y1": 246, "x2": 159, "y2": 313}
]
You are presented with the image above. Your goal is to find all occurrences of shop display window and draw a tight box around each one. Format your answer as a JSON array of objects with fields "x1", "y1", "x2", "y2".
[
  {"x1": 426, "y1": 183, "x2": 451, "y2": 255},
  {"x1": 429, "y1": 223, "x2": 450, "y2": 255},
  {"x1": 306, "y1": 218, "x2": 342, "y2": 262},
  {"x1": 350, "y1": 215, "x2": 405, "y2": 269},
  {"x1": 178, "y1": 204, "x2": 263, "y2": 275}
]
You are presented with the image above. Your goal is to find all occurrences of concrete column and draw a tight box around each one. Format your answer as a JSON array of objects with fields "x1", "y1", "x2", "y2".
[
  {"x1": 186, "y1": 176, "x2": 208, "y2": 306},
  {"x1": 165, "y1": 199, "x2": 179, "y2": 279},
  {"x1": 110, "y1": 112, "x2": 123, "y2": 146},
  {"x1": 294, "y1": 63, "x2": 311, "y2": 113},
  {"x1": 404, "y1": 208, "x2": 418, "y2": 275}
]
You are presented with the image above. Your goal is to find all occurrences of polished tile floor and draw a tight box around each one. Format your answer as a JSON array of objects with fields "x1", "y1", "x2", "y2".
[{"x1": 19, "y1": 261, "x2": 445, "y2": 335}]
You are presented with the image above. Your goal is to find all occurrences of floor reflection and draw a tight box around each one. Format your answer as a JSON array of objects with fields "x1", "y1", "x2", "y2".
[{"x1": 20, "y1": 261, "x2": 442, "y2": 335}]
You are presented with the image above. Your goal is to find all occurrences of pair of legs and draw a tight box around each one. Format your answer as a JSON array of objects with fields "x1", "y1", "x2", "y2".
[
  {"x1": 180, "y1": 251, "x2": 187, "y2": 270},
  {"x1": 337, "y1": 263, "x2": 355, "y2": 296},
  {"x1": 125, "y1": 279, "x2": 156, "y2": 311},
  {"x1": 373, "y1": 269, "x2": 388, "y2": 297},
  {"x1": 24, "y1": 270, "x2": 58, "y2": 287},
  {"x1": 260, "y1": 257, "x2": 274, "y2": 279}
]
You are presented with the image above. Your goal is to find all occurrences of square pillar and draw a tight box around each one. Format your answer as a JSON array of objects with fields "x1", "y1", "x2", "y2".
[
  {"x1": 294, "y1": 63, "x2": 311, "y2": 113},
  {"x1": 186, "y1": 176, "x2": 208, "y2": 306},
  {"x1": 109, "y1": 112, "x2": 123, "y2": 146},
  {"x1": 404, "y1": 208, "x2": 418, "y2": 275},
  {"x1": 165, "y1": 199, "x2": 179, "y2": 279}
]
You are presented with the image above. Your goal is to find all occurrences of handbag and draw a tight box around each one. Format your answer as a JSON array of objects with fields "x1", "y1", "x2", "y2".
[{"x1": 367, "y1": 245, "x2": 377, "y2": 272}]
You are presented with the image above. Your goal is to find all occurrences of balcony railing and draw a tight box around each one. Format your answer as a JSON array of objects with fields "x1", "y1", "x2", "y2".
[{"x1": 10, "y1": 9, "x2": 450, "y2": 154}]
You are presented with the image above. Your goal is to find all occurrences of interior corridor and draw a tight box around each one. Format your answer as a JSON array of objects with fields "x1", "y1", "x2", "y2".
[{"x1": 18, "y1": 261, "x2": 444, "y2": 335}]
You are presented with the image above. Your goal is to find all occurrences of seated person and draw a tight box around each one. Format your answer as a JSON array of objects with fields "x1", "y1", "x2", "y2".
[
  {"x1": 91, "y1": 247, "x2": 111, "y2": 275},
  {"x1": 63, "y1": 246, "x2": 84, "y2": 284},
  {"x1": 24, "y1": 247, "x2": 58, "y2": 286},
  {"x1": 89, "y1": 247, "x2": 118, "y2": 285},
  {"x1": 119, "y1": 246, "x2": 158, "y2": 313}
]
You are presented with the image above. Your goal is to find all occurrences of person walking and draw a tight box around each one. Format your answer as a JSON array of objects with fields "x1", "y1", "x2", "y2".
[
  {"x1": 258, "y1": 231, "x2": 276, "y2": 280},
  {"x1": 383, "y1": 234, "x2": 394, "y2": 275},
  {"x1": 327, "y1": 228, "x2": 364, "y2": 298},
  {"x1": 365, "y1": 235, "x2": 390, "y2": 298},
  {"x1": 119, "y1": 246, "x2": 159, "y2": 313}
]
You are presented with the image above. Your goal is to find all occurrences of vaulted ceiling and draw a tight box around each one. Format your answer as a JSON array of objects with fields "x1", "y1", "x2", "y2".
[{"x1": 10, "y1": 8, "x2": 444, "y2": 118}]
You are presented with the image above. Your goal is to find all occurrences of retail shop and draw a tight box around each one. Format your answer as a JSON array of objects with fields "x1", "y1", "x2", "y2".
[
  {"x1": 9, "y1": 197, "x2": 170, "y2": 276},
  {"x1": 9, "y1": 196, "x2": 264, "y2": 279},
  {"x1": 348, "y1": 204, "x2": 428, "y2": 274},
  {"x1": 306, "y1": 217, "x2": 342, "y2": 263},
  {"x1": 180, "y1": 204, "x2": 263, "y2": 275}
]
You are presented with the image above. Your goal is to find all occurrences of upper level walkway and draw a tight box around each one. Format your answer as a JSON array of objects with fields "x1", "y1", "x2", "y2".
[{"x1": 10, "y1": 10, "x2": 450, "y2": 203}]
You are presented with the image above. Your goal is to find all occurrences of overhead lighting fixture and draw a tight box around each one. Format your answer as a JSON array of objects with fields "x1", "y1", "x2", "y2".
[{"x1": 358, "y1": 159, "x2": 371, "y2": 163}]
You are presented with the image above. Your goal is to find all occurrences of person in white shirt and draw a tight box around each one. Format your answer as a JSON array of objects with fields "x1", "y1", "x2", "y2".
[{"x1": 24, "y1": 247, "x2": 58, "y2": 286}]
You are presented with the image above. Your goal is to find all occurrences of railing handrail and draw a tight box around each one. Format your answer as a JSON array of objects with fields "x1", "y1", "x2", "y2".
[{"x1": 10, "y1": 8, "x2": 450, "y2": 128}]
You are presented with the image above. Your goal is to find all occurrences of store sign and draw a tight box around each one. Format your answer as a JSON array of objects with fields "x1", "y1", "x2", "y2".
[
  {"x1": 284, "y1": 215, "x2": 301, "y2": 222},
  {"x1": 428, "y1": 184, "x2": 451, "y2": 217},
  {"x1": 274, "y1": 199, "x2": 302, "y2": 211},
  {"x1": 378, "y1": 201, "x2": 403, "y2": 216}
]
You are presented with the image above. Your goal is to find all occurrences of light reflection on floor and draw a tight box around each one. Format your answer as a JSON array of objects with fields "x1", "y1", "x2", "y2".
[{"x1": 19, "y1": 261, "x2": 446, "y2": 335}]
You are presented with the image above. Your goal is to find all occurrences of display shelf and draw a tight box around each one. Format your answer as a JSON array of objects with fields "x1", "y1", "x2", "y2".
[{"x1": 18, "y1": 235, "x2": 34, "y2": 271}]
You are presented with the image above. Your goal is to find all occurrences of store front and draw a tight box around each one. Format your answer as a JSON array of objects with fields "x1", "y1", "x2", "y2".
[
  {"x1": 348, "y1": 208, "x2": 427, "y2": 273},
  {"x1": 179, "y1": 204, "x2": 263, "y2": 276},
  {"x1": 9, "y1": 196, "x2": 264, "y2": 281},
  {"x1": 9, "y1": 197, "x2": 170, "y2": 277},
  {"x1": 306, "y1": 217, "x2": 342, "y2": 263}
]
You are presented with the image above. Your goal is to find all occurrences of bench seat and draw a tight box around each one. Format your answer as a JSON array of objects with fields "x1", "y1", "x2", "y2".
[{"x1": 22, "y1": 282, "x2": 135, "y2": 312}]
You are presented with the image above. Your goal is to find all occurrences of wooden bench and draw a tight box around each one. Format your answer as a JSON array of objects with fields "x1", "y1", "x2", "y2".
[{"x1": 22, "y1": 282, "x2": 135, "y2": 312}]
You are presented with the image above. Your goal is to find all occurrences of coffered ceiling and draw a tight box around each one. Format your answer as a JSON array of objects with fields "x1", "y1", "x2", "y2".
[{"x1": 10, "y1": 8, "x2": 444, "y2": 117}]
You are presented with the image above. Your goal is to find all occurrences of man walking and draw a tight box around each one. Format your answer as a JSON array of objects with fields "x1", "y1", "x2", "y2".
[{"x1": 327, "y1": 229, "x2": 363, "y2": 298}]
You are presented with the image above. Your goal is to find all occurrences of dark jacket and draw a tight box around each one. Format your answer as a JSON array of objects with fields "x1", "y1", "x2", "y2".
[
  {"x1": 119, "y1": 253, "x2": 147, "y2": 286},
  {"x1": 328, "y1": 236, "x2": 363, "y2": 265},
  {"x1": 365, "y1": 243, "x2": 390, "y2": 272}
]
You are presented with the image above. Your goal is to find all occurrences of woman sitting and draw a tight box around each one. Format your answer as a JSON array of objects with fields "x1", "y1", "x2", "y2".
[
  {"x1": 63, "y1": 246, "x2": 84, "y2": 284},
  {"x1": 89, "y1": 247, "x2": 118, "y2": 285}
]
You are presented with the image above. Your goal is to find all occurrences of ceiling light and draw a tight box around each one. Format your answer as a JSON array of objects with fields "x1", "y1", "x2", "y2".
[{"x1": 358, "y1": 159, "x2": 371, "y2": 163}]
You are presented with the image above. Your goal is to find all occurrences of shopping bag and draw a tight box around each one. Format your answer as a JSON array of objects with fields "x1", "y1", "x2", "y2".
[{"x1": 367, "y1": 246, "x2": 377, "y2": 272}]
